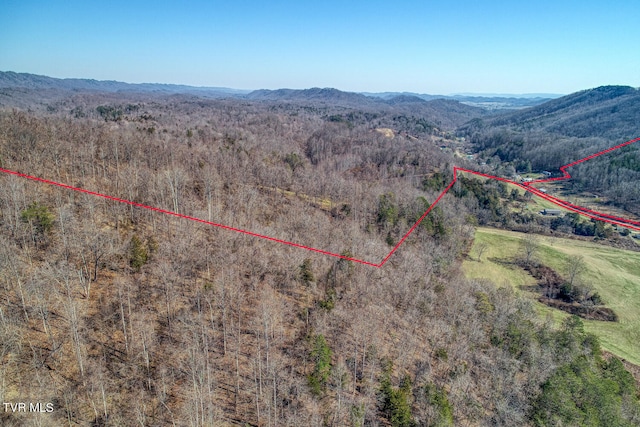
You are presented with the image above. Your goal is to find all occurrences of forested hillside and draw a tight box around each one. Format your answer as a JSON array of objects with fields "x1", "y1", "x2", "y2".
[
  {"x1": 460, "y1": 86, "x2": 640, "y2": 214},
  {"x1": 0, "y1": 71, "x2": 250, "y2": 97},
  {"x1": 0, "y1": 88, "x2": 639, "y2": 426}
]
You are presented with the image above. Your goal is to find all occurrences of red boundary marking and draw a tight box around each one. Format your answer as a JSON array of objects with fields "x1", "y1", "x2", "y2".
[{"x1": 1, "y1": 136, "x2": 639, "y2": 268}]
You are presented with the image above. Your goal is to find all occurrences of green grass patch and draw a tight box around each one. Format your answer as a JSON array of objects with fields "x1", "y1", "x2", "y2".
[{"x1": 464, "y1": 227, "x2": 640, "y2": 365}]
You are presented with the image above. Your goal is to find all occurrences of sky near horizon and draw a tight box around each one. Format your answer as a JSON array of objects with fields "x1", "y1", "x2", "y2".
[{"x1": 1, "y1": 1, "x2": 639, "y2": 95}]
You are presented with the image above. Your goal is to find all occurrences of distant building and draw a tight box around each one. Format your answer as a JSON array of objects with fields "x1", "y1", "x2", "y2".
[{"x1": 542, "y1": 209, "x2": 562, "y2": 216}]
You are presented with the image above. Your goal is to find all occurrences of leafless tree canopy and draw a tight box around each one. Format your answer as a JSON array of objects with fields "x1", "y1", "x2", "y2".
[{"x1": 0, "y1": 91, "x2": 637, "y2": 426}]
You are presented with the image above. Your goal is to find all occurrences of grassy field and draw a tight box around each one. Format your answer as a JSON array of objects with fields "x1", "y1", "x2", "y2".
[{"x1": 464, "y1": 227, "x2": 640, "y2": 365}]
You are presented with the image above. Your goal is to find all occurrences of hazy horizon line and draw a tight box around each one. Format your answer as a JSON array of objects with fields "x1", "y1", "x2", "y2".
[{"x1": 1, "y1": 70, "x2": 572, "y2": 98}]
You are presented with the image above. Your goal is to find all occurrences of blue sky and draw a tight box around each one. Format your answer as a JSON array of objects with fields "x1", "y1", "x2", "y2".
[{"x1": 1, "y1": 0, "x2": 639, "y2": 94}]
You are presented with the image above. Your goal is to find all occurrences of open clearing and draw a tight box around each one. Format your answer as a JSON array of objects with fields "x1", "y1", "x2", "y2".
[{"x1": 464, "y1": 227, "x2": 640, "y2": 365}]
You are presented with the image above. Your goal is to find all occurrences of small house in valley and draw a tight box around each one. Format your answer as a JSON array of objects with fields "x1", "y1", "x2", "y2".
[{"x1": 542, "y1": 209, "x2": 562, "y2": 216}]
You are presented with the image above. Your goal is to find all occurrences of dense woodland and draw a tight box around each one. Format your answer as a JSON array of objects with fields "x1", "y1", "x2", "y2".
[{"x1": 0, "y1": 85, "x2": 639, "y2": 426}]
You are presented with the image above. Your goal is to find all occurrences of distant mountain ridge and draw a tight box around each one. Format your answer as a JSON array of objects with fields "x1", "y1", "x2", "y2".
[
  {"x1": 471, "y1": 85, "x2": 640, "y2": 139},
  {"x1": 0, "y1": 71, "x2": 251, "y2": 97},
  {"x1": 0, "y1": 72, "x2": 494, "y2": 128},
  {"x1": 0, "y1": 71, "x2": 492, "y2": 130},
  {"x1": 0, "y1": 71, "x2": 553, "y2": 110},
  {"x1": 362, "y1": 90, "x2": 558, "y2": 109},
  {"x1": 243, "y1": 87, "x2": 490, "y2": 129},
  {"x1": 246, "y1": 87, "x2": 376, "y2": 105},
  {"x1": 452, "y1": 92, "x2": 564, "y2": 99}
]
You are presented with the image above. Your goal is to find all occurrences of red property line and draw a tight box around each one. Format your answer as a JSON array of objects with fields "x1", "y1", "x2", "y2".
[
  {"x1": 0, "y1": 168, "x2": 380, "y2": 267},
  {"x1": 1, "y1": 136, "x2": 639, "y2": 267}
]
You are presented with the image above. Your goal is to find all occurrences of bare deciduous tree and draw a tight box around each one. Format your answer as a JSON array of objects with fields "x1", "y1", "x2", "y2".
[{"x1": 520, "y1": 234, "x2": 540, "y2": 266}]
